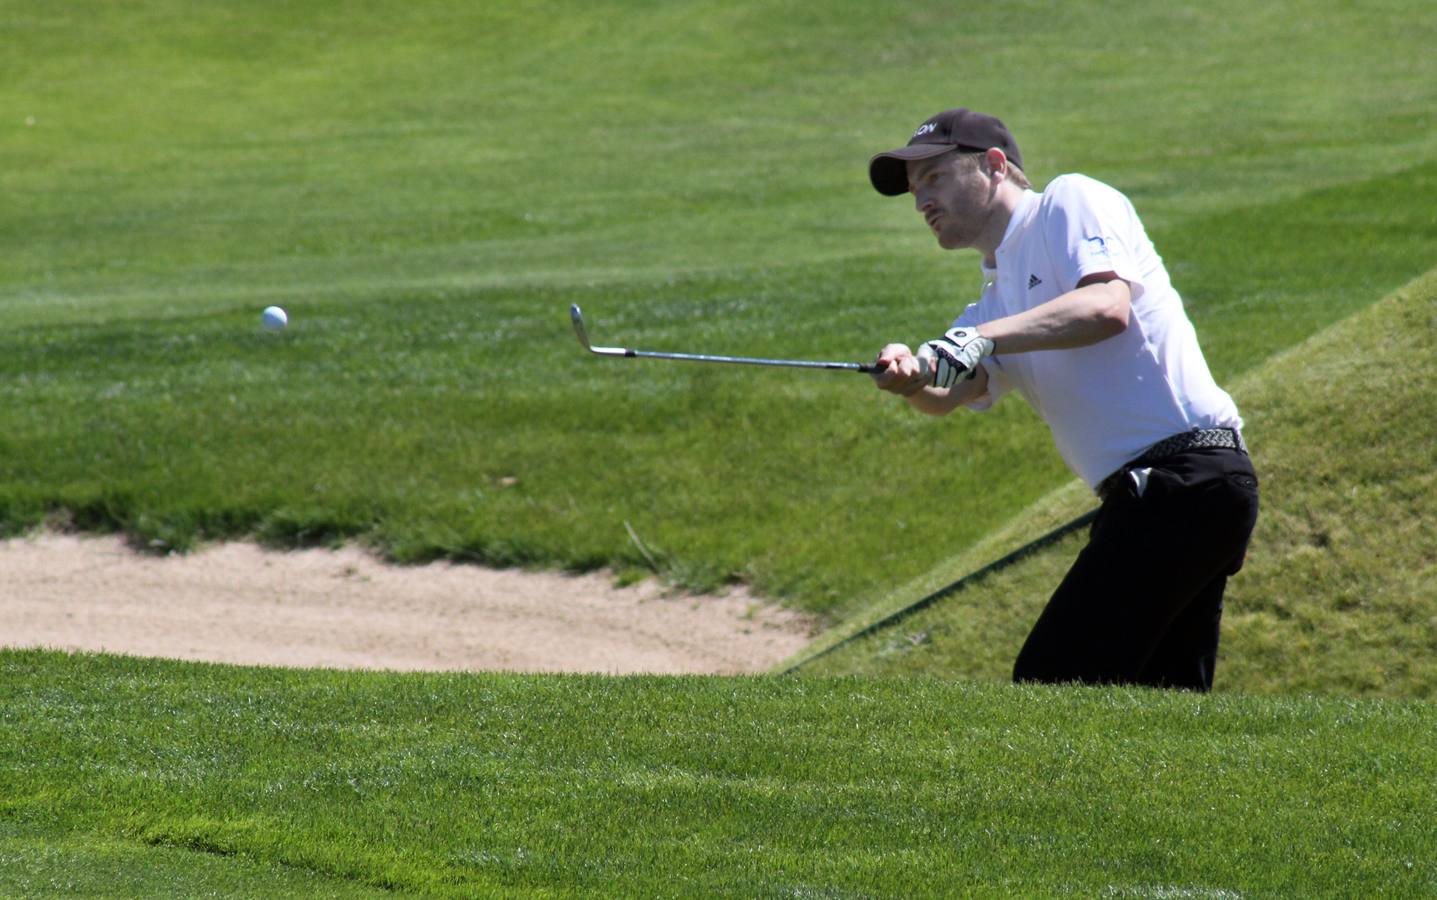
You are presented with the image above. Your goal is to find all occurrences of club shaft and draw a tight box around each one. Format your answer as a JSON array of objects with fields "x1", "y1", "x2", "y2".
[
  {"x1": 571, "y1": 304, "x2": 877, "y2": 372},
  {"x1": 623, "y1": 348, "x2": 873, "y2": 371}
]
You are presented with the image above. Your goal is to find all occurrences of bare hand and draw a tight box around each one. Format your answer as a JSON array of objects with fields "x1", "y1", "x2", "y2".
[{"x1": 870, "y1": 343, "x2": 931, "y2": 396}]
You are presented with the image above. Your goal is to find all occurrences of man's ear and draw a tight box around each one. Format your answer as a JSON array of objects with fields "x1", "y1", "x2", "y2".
[{"x1": 983, "y1": 147, "x2": 1009, "y2": 181}]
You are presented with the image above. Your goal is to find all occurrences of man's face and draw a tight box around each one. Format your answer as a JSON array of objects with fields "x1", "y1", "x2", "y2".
[{"x1": 906, "y1": 152, "x2": 993, "y2": 251}]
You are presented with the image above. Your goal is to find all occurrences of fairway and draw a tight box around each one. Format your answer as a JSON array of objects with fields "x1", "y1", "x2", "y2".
[
  {"x1": 5, "y1": 0, "x2": 1437, "y2": 894},
  {"x1": 7, "y1": 0, "x2": 1437, "y2": 615}
]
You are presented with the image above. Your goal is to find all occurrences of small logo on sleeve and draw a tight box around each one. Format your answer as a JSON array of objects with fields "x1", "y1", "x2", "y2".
[
  {"x1": 1028, "y1": 274, "x2": 1043, "y2": 289},
  {"x1": 1085, "y1": 236, "x2": 1111, "y2": 258}
]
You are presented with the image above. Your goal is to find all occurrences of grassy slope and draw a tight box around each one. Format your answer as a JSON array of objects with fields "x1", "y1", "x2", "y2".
[
  {"x1": 3, "y1": 650, "x2": 1435, "y2": 896},
  {"x1": 794, "y1": 263, "x2": 1437, "y2": 697},
  {"x1": 3, "y1": 1, "x2": 1437, "y2": 615}
]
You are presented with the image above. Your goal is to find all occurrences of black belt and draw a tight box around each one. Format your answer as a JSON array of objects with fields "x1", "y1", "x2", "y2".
[{"x1": 1097, "y1": 427, "x2": 1247, "y2": 499}]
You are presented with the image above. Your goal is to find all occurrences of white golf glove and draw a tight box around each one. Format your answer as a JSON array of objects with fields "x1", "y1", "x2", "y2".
[{"x1": 919, "y1": 327, "x2": 995, "y2": 389}]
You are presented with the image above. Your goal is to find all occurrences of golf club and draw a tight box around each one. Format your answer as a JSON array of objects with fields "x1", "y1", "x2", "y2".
[{"x1": 569, "y1": 304, "x2": 883, "y2": 373}]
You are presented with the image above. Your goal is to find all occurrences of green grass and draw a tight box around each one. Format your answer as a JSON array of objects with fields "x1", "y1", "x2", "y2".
[
  {"x1": 4, "y1": 0, "x2": 1437, "y2": 618},
  {"x1": 0, "y1": 828, "x2": 389, "y2": 899},
  {"x1": 7, "y1": 3, "x2": 1437, "y2": 895},
  {"x1": 792, "y1": 265, "x2": 1437, "y2": 697},
  {"x1": 3, "y1": 649, "x2": 1435, "y2": 896}
]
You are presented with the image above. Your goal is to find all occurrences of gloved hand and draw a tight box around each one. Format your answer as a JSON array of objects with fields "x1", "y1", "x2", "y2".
[{"x1": 919, "y1": 327, "x2": 995, "y2": 389}]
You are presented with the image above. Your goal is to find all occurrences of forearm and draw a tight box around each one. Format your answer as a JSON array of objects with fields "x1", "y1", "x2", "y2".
[
  {"x1": 978, "y1": 277, "x2": 1131, "y2": 354},
  {"x1": 902, "y1": 366, "x2": 988, "y2": 416}
]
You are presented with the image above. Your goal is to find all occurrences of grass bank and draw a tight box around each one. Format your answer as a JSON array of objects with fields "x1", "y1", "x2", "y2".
[{"x1": 791, "y1": 264, "x2": 1437, "y2": 697}]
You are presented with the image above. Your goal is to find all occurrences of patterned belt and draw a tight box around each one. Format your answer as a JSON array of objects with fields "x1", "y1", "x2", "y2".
[{"x1": 1097, "y1": 427, "x2": 1247, "y2": 499}]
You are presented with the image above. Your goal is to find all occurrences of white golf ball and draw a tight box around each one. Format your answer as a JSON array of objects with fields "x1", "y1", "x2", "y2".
[{"x1": 261, "y1": 306, "x2": 288, "y2": 331}]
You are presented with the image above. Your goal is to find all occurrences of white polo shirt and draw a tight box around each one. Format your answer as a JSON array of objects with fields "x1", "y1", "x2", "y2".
[{"x1": 956, "y1": 174, "x2": 1242, "y2": 490}]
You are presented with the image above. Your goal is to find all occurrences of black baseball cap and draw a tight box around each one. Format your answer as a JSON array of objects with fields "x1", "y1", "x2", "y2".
[{"x1": 868, "y1": 108, "x2": 1023, "y2": 196}]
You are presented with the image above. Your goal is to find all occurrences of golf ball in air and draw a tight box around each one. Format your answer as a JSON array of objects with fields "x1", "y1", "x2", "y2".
[{"x1": 261, "y1": 306, "x2": 288, "y2": 331}]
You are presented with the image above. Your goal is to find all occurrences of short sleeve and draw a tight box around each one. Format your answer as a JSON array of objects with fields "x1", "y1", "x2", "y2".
[{"x1": 1042, "y1": 175, "x2": 1147, "y2": 300}]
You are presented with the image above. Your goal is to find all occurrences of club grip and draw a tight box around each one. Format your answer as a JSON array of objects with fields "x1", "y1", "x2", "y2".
[{"x1": 863, "y1": 355, "x2": 933, "y2": 379}]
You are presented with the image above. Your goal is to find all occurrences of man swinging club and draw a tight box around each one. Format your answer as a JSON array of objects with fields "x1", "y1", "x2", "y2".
[{"x1": 869, "y1": 108, "x2": 1259, "y2": 691}]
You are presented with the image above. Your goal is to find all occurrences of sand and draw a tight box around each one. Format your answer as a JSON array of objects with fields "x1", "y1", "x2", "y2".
[{"x1": 0, "y1": 532, "x2": 817, "y2": 675}]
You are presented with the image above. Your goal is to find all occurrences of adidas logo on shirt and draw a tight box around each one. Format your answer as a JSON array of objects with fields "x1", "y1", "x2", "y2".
[{"x1": 1028, "y1": 274, "x2": 1043, "y2": 289}]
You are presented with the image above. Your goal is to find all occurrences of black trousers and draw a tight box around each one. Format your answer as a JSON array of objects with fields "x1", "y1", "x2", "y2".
[{"x1": 1012, "y1": 447, "x2": 1259, "y2": 691}]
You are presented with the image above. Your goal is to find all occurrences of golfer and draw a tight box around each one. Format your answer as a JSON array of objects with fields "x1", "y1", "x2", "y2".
[{"x1": 869, "y1": 108, "x2": 1259, "y2": 691}]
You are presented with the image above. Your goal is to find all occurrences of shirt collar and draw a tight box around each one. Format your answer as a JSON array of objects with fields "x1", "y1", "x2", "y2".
[
  {"x1": 997, "y1": 188, "x2": 1040, "y2": 254},
  {"x1": 981, "y1": 188, "x2": 1039, "y2": 277}
]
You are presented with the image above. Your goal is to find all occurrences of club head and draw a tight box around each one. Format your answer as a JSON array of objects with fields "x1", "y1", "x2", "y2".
[{"x1": 569, "y1": 304, "x2": 592, "y2": 351}]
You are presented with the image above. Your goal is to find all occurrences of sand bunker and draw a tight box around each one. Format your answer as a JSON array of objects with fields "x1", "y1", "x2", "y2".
[{"x1": 0, "y1": 532, "x2": 816, "y2": 675}]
